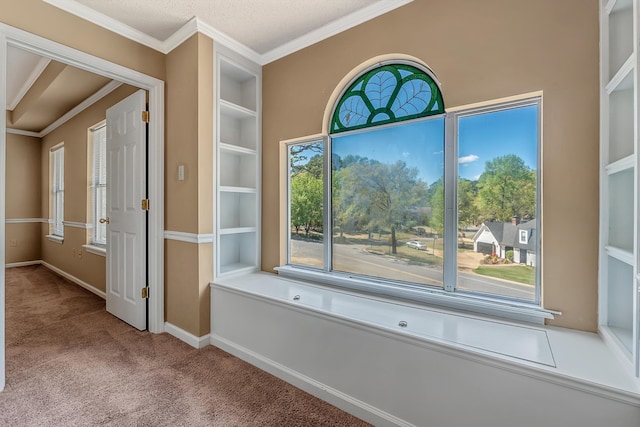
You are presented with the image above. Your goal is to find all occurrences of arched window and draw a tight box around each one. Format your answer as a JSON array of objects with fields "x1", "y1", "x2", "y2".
[
  {"x1": 284, "y1": 58, "x2": 541, "y2": 314},
  {"x1": 330, "y1": 63, "x2": 444, "y2": 133}
]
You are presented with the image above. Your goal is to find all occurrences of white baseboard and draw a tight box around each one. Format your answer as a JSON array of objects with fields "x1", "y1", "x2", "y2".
[
  {"x1": 40, "y1": 261, "x2": 107, "y2": 300},
  {"x1": 6, "y1": 260, "x2": 42, "y2": 268},
  {"x1": 164, "y1": 322, "x2": 210, "y2": 349},
  {"x1": 210, "y1": 333, "x2": 411, "y2": 427}
]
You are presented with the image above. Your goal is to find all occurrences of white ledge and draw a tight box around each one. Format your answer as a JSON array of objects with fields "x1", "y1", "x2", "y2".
[
  {"x1": 276, "y1": 265, "x2": 554, "y2": 324},
  {"x1": 45, "y1": 234, "x2": 64, "y2": 244},
  {"x1": 212, "y1": 272, "x2": 640, "y2": 406},
  {"x1": 82, "y1": 244, "x2": 106, "y2": 257}
]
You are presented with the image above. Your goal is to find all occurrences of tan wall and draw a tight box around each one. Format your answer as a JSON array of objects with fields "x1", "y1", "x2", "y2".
[
  {"x1": 40, "y1": 85, "x2": 138, "y2": 293},
  {"x1": 6, "y1": 133, "x2": 41, "y2": 263},
  {"x1": 2, "y1": 3, "x2": 214, "y2": 335},
  {"x1": 165, "y1": 33, "x2": 213, "y2": 336},
  {"x1": 0, "y1": 0, "x2": 164, "y2": 81},
  {"x1": 262, "y1": 0, "x2": 600, "y2": 331},
  {"x1": 7, "y1": 133, "x2": 41, "y2": 218}
]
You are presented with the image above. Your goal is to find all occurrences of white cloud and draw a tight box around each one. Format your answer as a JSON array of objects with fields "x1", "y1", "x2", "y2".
[
  {"x1": 458, "y1": 154, "x2": 479, "y2": 164},
  {"x1": 433, "y1": 150, "x2": 444, "y2": 155},
  {"x1": 402, "y1": 151, "x2": 410, "y2": 157}
]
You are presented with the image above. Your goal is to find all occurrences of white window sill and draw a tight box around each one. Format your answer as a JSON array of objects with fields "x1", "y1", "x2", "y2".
[
  {"x1": 82, "y1": 244, "x2": 106, "y2": 257},
  {"x1": 275, "y1": 265, "x2": 556, "y2": 325},
  {"x1": 212, "y1": 271, "x2": 640, "y2": 405},
  {"x1": 45, "y1": 234, "x2": 64, "y2": 244}
]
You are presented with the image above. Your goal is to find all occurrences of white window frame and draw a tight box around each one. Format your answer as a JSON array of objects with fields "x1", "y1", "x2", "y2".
[
  {"x1": 279, "y1": 95, "x2": 549, "y2": 324},
  {"x1": 519, "y1": 229, "x2": 528, "y2": 244},
  {"x1": 51, "y1": 145, "x2": 64, "y2": 238},
  {"x1": 90, "y1": 123, "x2": 107, "y2": 246}
]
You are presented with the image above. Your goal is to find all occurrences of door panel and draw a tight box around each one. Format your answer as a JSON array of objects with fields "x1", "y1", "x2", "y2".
[{"x1": 105, "y1": 89, "x2": 147, "y2": 330}]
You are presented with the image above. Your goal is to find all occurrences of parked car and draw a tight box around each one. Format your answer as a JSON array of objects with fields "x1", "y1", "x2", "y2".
[{"x1": 406, "y1": 240, "x2": 426, "y2": 250}]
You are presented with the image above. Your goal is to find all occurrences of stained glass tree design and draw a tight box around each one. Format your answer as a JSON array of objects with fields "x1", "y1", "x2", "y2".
[{"x1": 330, "y1": 64, "x2": 444, "y2": 133}]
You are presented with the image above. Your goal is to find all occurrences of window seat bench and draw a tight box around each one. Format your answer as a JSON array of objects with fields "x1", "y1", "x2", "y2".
[{"x1": 210, "y1": 272, "x2": 640, "y2": 427}]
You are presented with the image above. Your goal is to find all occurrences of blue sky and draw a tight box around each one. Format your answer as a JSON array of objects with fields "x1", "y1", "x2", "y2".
[{"x1": 331, "y1": 105, "x2": 538, "y2": 186}]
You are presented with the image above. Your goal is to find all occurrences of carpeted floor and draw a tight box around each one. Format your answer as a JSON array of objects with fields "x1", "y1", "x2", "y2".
[{"x1": 1, "y1": 265, "x2": 370, "y2": 426}]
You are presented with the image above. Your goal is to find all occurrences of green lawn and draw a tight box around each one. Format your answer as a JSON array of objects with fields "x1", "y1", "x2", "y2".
[{"x1": 473, "y1": 265, "x2": 535, "y2": 286}]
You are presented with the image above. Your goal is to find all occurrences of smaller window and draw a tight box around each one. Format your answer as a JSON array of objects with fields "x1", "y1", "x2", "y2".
[
  {"x1": 90, "y1": 125, "x2": 107, "y2": 245},
  {"x1": 51, "y1": 145, "x2": 64, "y2": 237},
  {"x1": 519, "y1": 229, "x2": 528, "y2": 244}
]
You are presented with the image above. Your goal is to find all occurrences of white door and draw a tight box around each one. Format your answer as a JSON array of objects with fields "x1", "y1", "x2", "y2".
[{"x1": 105, "y1": 89, "x2": 147, "y2": 330}]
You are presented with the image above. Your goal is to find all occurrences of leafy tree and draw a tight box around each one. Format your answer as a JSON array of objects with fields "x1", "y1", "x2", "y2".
[
  {"x1": 290, "y1": 143, "x2": 323, "y2": 177},
  {"x1": 457, "y1": 178, "x2": 479, "y2": 228},
  {"x1": 476, "y1": 154, "x2": 535, "y2": 222},
  {"x1": 290, "y1": 171, "x2": 323, "y2": 237},
  {"x1": 333, "y1": 159, "x2": 428, "y2": 254},
  {"x1": 428, "y1": 178, "x2": 444, "y2": 235}
]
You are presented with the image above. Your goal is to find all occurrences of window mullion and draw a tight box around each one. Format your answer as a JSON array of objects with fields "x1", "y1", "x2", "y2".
[
  {"x1": 443, "y1": 113, "x2": 457, "y2": 292},
  {"x1": 324, "y1": 135, "x2": 332, "y2": 273}
]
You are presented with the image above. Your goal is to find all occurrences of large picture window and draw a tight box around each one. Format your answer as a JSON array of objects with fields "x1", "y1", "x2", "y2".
[{"x1": 285, "y1": 60, "x2": 541, "y2": 311}]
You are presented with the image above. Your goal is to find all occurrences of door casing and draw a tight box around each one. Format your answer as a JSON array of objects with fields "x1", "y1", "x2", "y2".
[{"x1": 0, "y1": 23, "x2": 166, "y2": 391}]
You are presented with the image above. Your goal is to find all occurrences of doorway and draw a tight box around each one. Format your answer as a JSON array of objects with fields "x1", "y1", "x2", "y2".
[{"x1": 0, "y1": 23, "x2": 165, "y2": 391}]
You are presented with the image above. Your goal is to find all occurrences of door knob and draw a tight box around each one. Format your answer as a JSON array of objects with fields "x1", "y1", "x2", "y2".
[{"x1": 99, "y1": 217, "x2": 110, "y2": 224}]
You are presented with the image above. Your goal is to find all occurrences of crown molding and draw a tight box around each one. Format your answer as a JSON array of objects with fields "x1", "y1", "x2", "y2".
[
  {"x1": 8, "y1": 56, "x2": 51, "y2": 110},
  {"x1": 43, "y1": 0, "x2": 165, "y2": 51},
  {"x1": 193, "y1": 19, "x2": 262, "y2": 64},
  {"x1": 7, "y1": 80, "x2": 122, "y2": 138},
  {"x1": 43, "y1": 0, "x2": 414, "y2": 65},
  {"x1": 161, "y1": 17, "x2": 199, "y2": 54},
  {"x1": 40, "y1": 80, "x2": 123, "y2": 137},
  {"x1": 6, "y1": 128, "x2": 40, "y2": 137},
  {"x1": 260, "y1": 0, "x2": 414, "y2": 64}
]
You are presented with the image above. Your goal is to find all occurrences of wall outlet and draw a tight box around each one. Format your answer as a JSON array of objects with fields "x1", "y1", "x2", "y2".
[{"x1": 10, "y1": 239, "x2": 17, "y2": 247}]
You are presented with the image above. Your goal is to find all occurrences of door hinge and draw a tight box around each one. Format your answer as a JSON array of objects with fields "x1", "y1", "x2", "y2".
[
  {"x1": 141, "y1": 111, "x2": 149, "y2": 123},
  {"x1": 141, "y1": 286, "x2": 149, "y2": 299},
  {"x1": 141, "y1": 199, "x2": 149, "y2": 211}
]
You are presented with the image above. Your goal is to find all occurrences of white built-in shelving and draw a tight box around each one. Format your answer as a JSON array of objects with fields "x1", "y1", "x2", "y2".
[
  {"x1": 215, "y1": 45, "x2": 261, "y2": 278},
  {"x1": 599, "y1": 0, "x2": 640, "y2": 376}
]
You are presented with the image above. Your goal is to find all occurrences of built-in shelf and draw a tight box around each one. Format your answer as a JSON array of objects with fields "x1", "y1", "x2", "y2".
[
  {"x1": 215, "y1": 46, "x2": 261, "y2": 279},
  {"x1": 607, "y1": 168, "x2": 634, "y2": 252},
  {"x1": 606, "y1": 255, "x2": 634, "y2": 353},
  {"x1": 219, "y1": 231, "x2": 257, "y2": 275},
  {"x1": 220, "y1": 150, "x2": 257, "y2": 189},
  {"x1": 220, "y1": 142, "x2": 256, "y2": 156},
  {"x1": 607, "y1": 0, "x2": 634, "y2": 81},
  {"x1": 606, "y1": 153, "x2": 635, "y2": 174},
  {"x1": 607, "y1": 53, "x2": 634, "y2": 94},
  {"x1": 220, "y1": 99, "x2": 257, "y2": 119},
  {"x1": 605, "y1": 245, "x2": 634, "y2": 265},
  {"x1": 220, "y1": 186, "x2": 257, "y2": 193},
  {"x1": 220, "y1": 227, "x2": 257, "y2": 235},
  {"x1": 600, "y1": 0, "x2": 640, "y2": 377},
  {"x1": 608, "y1": 71, "x2": 634, "y2": 163}
]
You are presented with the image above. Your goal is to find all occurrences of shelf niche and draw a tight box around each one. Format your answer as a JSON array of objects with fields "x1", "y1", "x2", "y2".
[
  {"x1": 608, "y1": 0, "x2": 634, "y2": 81},
  {"x1": 606, "y1": 255, "x2": 634, "y2": 352},
  {"x1": 608, "y1": 168, "x2": 634, "y2": 252}
]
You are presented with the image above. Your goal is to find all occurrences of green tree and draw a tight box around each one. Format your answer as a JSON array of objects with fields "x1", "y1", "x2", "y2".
[
  {"x1": 428, "y1": 178, "x2": 444, "y2": 235},
  {"x1": 476, "y1": 154, "x2": 535, "y2": 222},
  {"x1": 290, "y1": 171, "x2": 323, "y2": 237},
  {"x1": 457, "y1": 178, "x2": 479, "y2": 229},
  {"x1": 333, "y1": 159, "x2": 428, "y2": 254}
]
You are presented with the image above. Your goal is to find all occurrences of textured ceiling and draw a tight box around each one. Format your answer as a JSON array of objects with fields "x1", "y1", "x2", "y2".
[{"x1": 70, "y1": 0, "x2": 381, "y2": 54}]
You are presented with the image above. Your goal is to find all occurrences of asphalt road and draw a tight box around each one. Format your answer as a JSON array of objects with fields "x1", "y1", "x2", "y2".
[{"x1": 290, "y1": 239, "x2": 535, "y2": 300}]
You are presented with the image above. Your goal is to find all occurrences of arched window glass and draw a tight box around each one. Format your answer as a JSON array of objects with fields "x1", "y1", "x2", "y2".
[
  {"x1": 285, "y1": 57, "x2": 541, "y2": 312},
  {"x1": 330, "y1": 63, "x2": 444, "y2": 134}
]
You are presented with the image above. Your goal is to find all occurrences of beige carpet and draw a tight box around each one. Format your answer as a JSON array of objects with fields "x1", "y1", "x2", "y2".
[{"x1": 1, "y1": 265, "x2": 370, "y2": 426}]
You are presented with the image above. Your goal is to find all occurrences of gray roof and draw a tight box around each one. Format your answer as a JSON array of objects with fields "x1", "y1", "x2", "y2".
[{"x1": 478, "y1": 219, "x2": 536, "y2": 252}]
